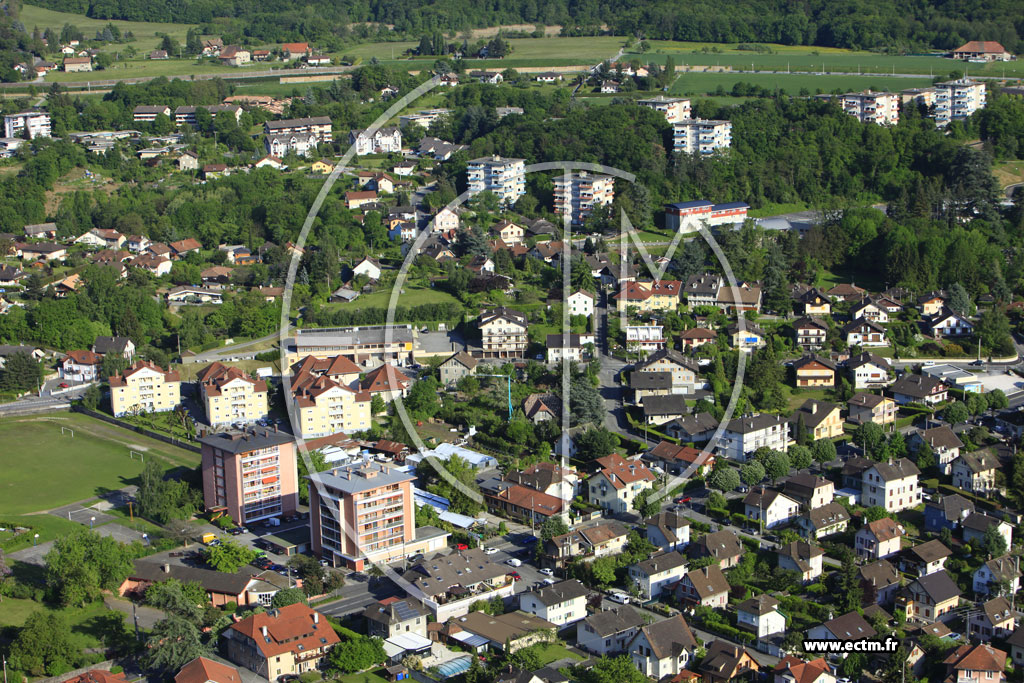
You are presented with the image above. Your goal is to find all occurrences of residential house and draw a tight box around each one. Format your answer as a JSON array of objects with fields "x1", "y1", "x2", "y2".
[
  {"x1": 790, "y1": 399, "x2": 843, "y2": 440},
  {"x1": 847, "y1": 393, "x2": 896, "y2": 427},
  {"x1": 629, "y1": 615, "x2": 698, "y2": 679},
  {"x1": 744, "y1": 487, "x2": 801, "y2": 529},
  {"x1": 859, "y1": 559, "x2": 901, "y2": 606},
  {"x1": 120, "y1": 560, "x2": 288, "y2": 608},
  {"x1": 825, "y1": 283, "x2": 867, "y2": 301},
  {"x1": 728, "y1": 322, "x2": 766, "y2": 351},
  {"x1": 679, "y1": 326, "x2": 717, "y2": 350},
  {"x1": 689, "y1": 530, "x2": 744, "y2": 569},
  {"x1": 941, "y1": 645, "x2": 1007, "y2": 683},
  {"x1": 166, "y1": 286, "x2": 223, "y2": 305},
  {"x1": 363, "y1": 598, "x2": 428, "y2": 639},
  {"x1": 856, "y1": 517, "x2": 904, "y2": 560},
  {"x1": 633, "y1": 349, "x2": 700, "y2": 394},
  {"x1": 953, "y1": 41, "x2": 1012, "y2": 61},
  {"x1": 93, "y1": 335, "x2": 136, "y2": 360},
  {"x1": 717, "y1": 413, "x2": 790, "y2": 462},
  {"x1": 962, "y1": 513, "x2": 1013, "y2": 550},
  {"x1": 629, "y1": 551, "x2": 689, "y2": 600},
  {"x1": 615, "y1": 280, "x2": 683, "y2": 313},
  {"x1": 281, "y1": 42, "x2": 310, "y2": 60},
  {"x1": 449, "y1": 611, "x2": 555, "y2": 654},
  {"x1": 478, "y1": 307, "x2": 528, "y2": 358},
  {"x1": 781, "y1": 474, "x2": 835, "y2": 511},
  {"x1": 645, "y1": 441, "x2": 714, "y2": 477},
  {"x1": 519, "y1": 579, "x2": 589, "y2": 626},
  {"x1": 924, "y1": 493, "x2": 975, "y2": 533},
  {"x1": 60, "y1": 350, "x2": 103, "y2": 382},
  {"x1": 508, "y1": 461, "x2": 582, "y2": 503},
  {"x1": 546, "y1": 333, "x2": 595, "y2": 364},
  {"x1": 862, "y1": 458, "x2": 921, "y2": 512},
  {"x1": 578, "y1": 608, "x2": 645, "y2": 657},
  {"x1": 359, "y1": 364, "x2": 411, "y2": 402},
  {"x1": 773, "y1": 657, "x2": 834, "y2": 683},
  {"x1": 716, "y1": 282, "x2": 762, "y2": 313},
  {"x1": 174, "y1": 657, "x2": 242, "y2": 683},
  {"x1": 17, "y1": 242, "x2": 66, "y2": 261},
  {"x1": 642, "y1": 394, "x2": 689, "y2": 426},
  {"x1": 973, "y1": 555, "x2": 1022, "y2": 596},
  {"x1": 777, "y1": 541, "x2": 824, "y2": 582},
  {"x1": 968, "y1": 596, "x2": 1016, "y2": 642},
  {"x1": 218, "y1": 46, "x2": 250, "y2": 66},
  {"x1": 222, "y1": 604, "x2": 339, "y2": 679},
  {"x1": 567, "y1": 290, "x2": 595, "y2": 318},
  {"x1": 699, "y1": 641, "x2": 759, "y2": 683},
  {"x1": 664, "y1": 412, "x2": 719, "y2": 444},
  {"x1": 23, "y1": 222, "x2": 58, "y2": 239},
  {"x1": 891, "y1": 373, "x2": 948, "y2": 406},
  {"x1": 684, "y1": 273, "x2": 723, "y2": 307},
  {"x1": 792, "y1": 317, "x2": 829, "y2": 350},
  {"x1": 901, "y1": 570, "x2": 961, "y2": 623},
  {"x1": 842, "y1": 318, "x2": 887, "y2": 347},
  {"x1": 848, "y1": 352, "x2": 893, "y2": 388},
  {"x1": 850, "y1": 297, "x2": 891, "y2": 323},
  {"x1": 917, "y1": 291, "x2": 948, "y2": 316},
  {"x1": 797, "y1": 289, "x2": 831, "y2": 316},
  {"x1": 737, "y1": 595, "x2": 786, "y2": 638},
  {"x1": 793, "y1": 354, "x2": 836, "y2": 388},
  {"x1": 169, "y1": 238, "x2": 202, "y2": 259},
  {"x1": 1009, "y1": 628, "x2": 1024, "y2": 669},
  {"x1": 677, "y1": 565, "x2": 729, "y2": 607},
  {"x1": 109, "y1": 361, "x2": 181, "y2": 416},
  {"x1": 797, "y1": 503, "x2": 850, "y2": 540},
  {"x1": 900, "y1": 539, "x2": 951, "y2": 577},
  {"x1": 63, "y1": 56, "x2": 92, "y2": 71},
  {"x1": 177, "y1": 151, "x2": 199, "y2": 171},
  {"x1": 485, "y1": 483, "x2": 564, "y2": 525},
  {"x1": 951, "y1": 450, "x2": 1000, "y2": 495},
  {"x1": 439, "y1": 352, "x2": 478, "y2": 386},
  {"x1": 523, "y1": 393, "x2": 561, "y2": 424},
  {"x1": 806, "y1": 611, "x2": 876, "y2": 643},
  {"x1": 926, "y1": 308, "x2": 975, "y2": 338},
  {"x1": 645, "y1": 510, "x2": 692, "y2": 553},
  {"x1": 587, "y1": 453, "x2": 655, "y2": 513}
]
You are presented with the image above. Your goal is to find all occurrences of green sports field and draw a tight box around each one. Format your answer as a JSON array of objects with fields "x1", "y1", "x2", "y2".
[{"x1": 0, "y1": 413, "x2": 200, "y2": 516}]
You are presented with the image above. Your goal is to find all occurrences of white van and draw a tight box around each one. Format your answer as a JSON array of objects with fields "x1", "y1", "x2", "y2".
[
  {"x1": 608, "y1": 592, "x2": 630, "y2": 604},
  {"x1": 506, "y1": 558, "x2": 522, "y2": 567}
]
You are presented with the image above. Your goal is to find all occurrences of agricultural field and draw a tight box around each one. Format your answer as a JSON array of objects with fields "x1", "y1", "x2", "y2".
[
  {"x1": 320, "y1": 282, "x2": 461, "y2": 313},
  {"x1": 669, "y1": 70, "x2": 936, "y2": 96},
  {"x1": 340, "y1": 35, "x2": 623, "y2": 68},
  {"x1": 0, "y1": 413, "x2": 200, "y2": 516},
  {"x1": 630, "y1": 40, "x2": 1024, "y2": 79},
  {"x1": 21, "y1": 3, "x2": 197, "y2": 53}
]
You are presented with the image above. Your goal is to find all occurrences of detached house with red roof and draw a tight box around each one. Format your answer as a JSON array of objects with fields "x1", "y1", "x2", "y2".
[
  {"x1": 223, "y1": 604, "x2": 340, "y2": 679},
  {"x1": 953, "y1": 41, "x2": 1012, "y2": 61},
  {"x1": 942, "y1": 644, "x2": 1007, "y2": 683},
  {"x1": 587, "y1": 454, "x2": 655, "y2": 513},
  {"x1": 60, "y1": 349, "x2": 104, "y2": 382},
  {"x1": 773, "y1": 656, "x2": 834, "y2": 683},
  {"x1": 175, "y1": 657, "x2": 242, "y2": 683}
]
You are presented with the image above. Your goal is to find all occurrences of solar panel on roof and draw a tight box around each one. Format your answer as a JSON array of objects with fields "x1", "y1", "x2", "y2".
[{"x1": 392, "y1": 600, "x2": 418, "y2": 621}]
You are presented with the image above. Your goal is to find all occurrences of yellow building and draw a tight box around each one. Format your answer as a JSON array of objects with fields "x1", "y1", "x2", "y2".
[
  {"x1": 290, "y1": 355, "x2": 372, "y2": 438},
  {"x1": 110, "y1": 361, "x2": 181, "y2": 417},
  {"x1": 311, "y1": 159, "x2": 334, "y2": 174},
  {"x1": 196, "y1": 362, "x2": 269, "y2": 427},
  {"x1": 614, "y1": 280, "x2": 683, "y2": 313},
  {"x1": 792, "y1": 399, "x2": 843, "y2": 440}
]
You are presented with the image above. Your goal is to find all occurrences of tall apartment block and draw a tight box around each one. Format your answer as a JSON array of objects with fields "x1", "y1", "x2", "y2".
[
  {"x1": 309, "y1": 460, "x2": 449, "y2": 570},
  {"x1": 934, "y1": 79, "x2": 986, "y2": 127},
  {"x1": 200, "y1": 427, "x2": 299, "y2": 525},
  {"x1": 637, "y1": 96, "x2": 691, "y2": 124},
  {"x1": 672, "y1": 119, "x2": 732, "y2": 155},
  {"x1": 553, "y1": 171, "x2": 614, "y2": 225},
  {"x1": 109, "y1": 361, "x2": 181, "y2": 417},
  {"x1": 4, "y1": 111, "x2": 51, "y2": 139},
  {"x1": 841, "y1": 91, "x2": 899, "y2": 126},
  {"x1": 467, "y1": 155, "x2": 526, "y2": 205}
]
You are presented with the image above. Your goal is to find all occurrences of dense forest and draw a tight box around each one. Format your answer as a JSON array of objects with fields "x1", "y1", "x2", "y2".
[{"x1": 17, "y1": 0, "x2": 1024, "y2": 52}]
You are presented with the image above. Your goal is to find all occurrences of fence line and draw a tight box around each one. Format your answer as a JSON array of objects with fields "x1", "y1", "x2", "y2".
[{"x1": 74, "y1": 406, "x2": 201, "y2": 454}]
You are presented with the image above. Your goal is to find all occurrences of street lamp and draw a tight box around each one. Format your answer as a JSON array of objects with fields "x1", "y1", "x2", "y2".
[
  {"x1": 90, "y1": 516, "x2": 95, "y2": 530},
  {"x1": 33, "y1": 533, "x2": 39, "y2": 546}
]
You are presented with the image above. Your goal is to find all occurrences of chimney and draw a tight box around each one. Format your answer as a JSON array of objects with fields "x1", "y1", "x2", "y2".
[
  {"x1": 262, "y1": 625, "x2": 268, "y2": 637},
  {"x1": 314, "y1": 612, "x2": 319, "y2": 624},
  {"x1": 811, "y1": 403, "x2": 818, "y2": 415}
]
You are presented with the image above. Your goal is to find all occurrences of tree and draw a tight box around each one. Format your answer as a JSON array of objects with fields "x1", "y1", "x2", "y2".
[
  {"x1": 568, "y1": 375, "x2": 602, "y2": 426},
  {"x1": 590, "y1": 556, "x2": 617, "y2": 586},
  {"x1": 0, "y1": 350, "x2": 43, "y2": 393},
  {"x1": 763, "y1": 451, "x2": 791, "y2": 483},
  {"x1": 370, "y1": 394, "x2": 386, "y2": 416},
  {"x1": 296, "y1": 448, "x2": 328, "y2": 505},
  {"x1": 632, "y1": 489, "x2": 659, "y2": 518},
  {"x1": 540, "y1": 516, "x2": 568, "y2": 541},
  {"x1": 863, "y1": 506, "x2": 889, "y2": 523},
  {"x1": 144, "y1": 615, "x2": 210, "y2": 675},
  {"x1": 574, "y1": 654, "x2": 649, "y2": 683},
  {"x1": 326, "y1": 635, "x2": 386, "y2": 674},
  {"x1": 916, "y1": 441, "x2": 935, "y2": 472},
  {"x1": 788, "y1": 445, "x2": 813, "y2": 470},
  {"x1": 82, "y1": 383, "x2": 101, "y2": 410},
  {"x1": 204, "y1": 539, "x2": 259, "y2": 573},
  {"x1": 708, "y1": 463, "x2": 740, "y2": 492},
  {"x1": 948, "y1": 282, "x2": 971, "y2": 316},
  {"x1": 836, "y1": 549, "x2": 863, "y2": 612},
  {"x1": 0, "y1": 549, "x2": 9, "y2": 601},
  {"x1": 271, "y1": 587, "x2": 307, "y2": 608},
  {"x1": 45, "y1": 529, "x2": 135, "y2": 607},
  {"x1": 137, "y1": 460, "x2": 200, "y2": 525},
  {"x1": 740, "y1": 461, "x2": 765, "y2": 486},
  {"x1": 145, "y1": 579, "x2": 205, "y2": 621},
  {"x1": 575, "y1": 427, "x2": 620, "y2": 461},
  {"x1": 988, "y1": 389, "x2": 1008, "y2": 411},
  {"x1": 8, "y1": 612, "x2": 83, "y2": 677},
  {"x1": 982, "y1": 524, "x2": 1008, "y2": 558},
  {"x1": 944, "y1": 401, "x2": 969, "y2": 425},
  {"x1": 853, "y1": 422, "x2": 885, "y2": 459},
  {"x1": 976, "y1": 308, "x2": 1014, "y2": 356},
  {"x1": 811, "y1": 438, "x2": 836, "y2": 464},
  {"x1": 1011, "y1": 452, "x2": 1024, "y2": 507}
]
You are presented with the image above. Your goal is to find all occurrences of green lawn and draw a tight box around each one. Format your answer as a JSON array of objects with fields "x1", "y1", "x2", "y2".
[
  {"x1": 531, "y1": 641, "x2": 583, "y2": 666},
  {"x1": 320, "y1": 283, "x2": 461, "y2": 313},
  {"x1": 344, "y1": 35, "x2": 623, "y2": 64},
  {"x1": 0, "y1": 597, "x2": 119, "y2": 652},
  {"x1": 670, "y1": 71, "x2": 936, "y2": 96},
  {"x1": 747, "y1": 202, "x2": 809, "y2": 218},
  {"x1": 21, "y1": 3, "x2": 199, "y2": 53},
  {"x1": 635, "y1": 41, "x2": 1024, "y2": 78},
  {"x1": 336, "y1": 670, "x2": 390, "y2": 683},
  {"x1": 0, "y1": 514, "x2": 88, "y2": 553},
  {"x1": 993, "y1": 159, "x2": 1024, "y2": 190},
  {"x1": 44, "y1": 58, "x2": 277, "y2": 83},
  {"x1": 0, "y1": 413, "x2": 201, "y2": 516}
]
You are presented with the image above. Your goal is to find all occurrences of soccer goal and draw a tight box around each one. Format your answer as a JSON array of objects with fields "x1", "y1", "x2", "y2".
[
  {"x1": 60, "y1": 426, "x2": 74, "y2": 437},
  {"x1": 129, "y1": 450, "x2": 145, "y2": 462}
]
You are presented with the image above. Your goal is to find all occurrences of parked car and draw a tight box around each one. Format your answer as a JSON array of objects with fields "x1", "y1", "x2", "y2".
[
  {"x1": 483, "y1": 547, "x2": 499, "y2": 555},
  {"x1": 506, "y1": 558, "x2": 522, "y2": 567},
  {"x1": 455, "y1": 543, "x2": 469, "y2": 550},
  {"x1": 509, "y1": 571, "x2": 521, "y2": 581},
  {"x1": 608, "y1": 592, "x2": 630, "y2": 605},
  {"x1": 229, "y1": 527, "x2": 244, "y2": 536},
  {"x1": 539, "y1": 568, "x2": 553, "y2": 576},
  {"x1": 541, "y1": 578, "x2": 556, "y2": 586}
]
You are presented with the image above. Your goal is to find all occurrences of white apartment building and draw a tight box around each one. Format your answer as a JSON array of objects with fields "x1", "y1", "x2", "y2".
[
  {"x1": 348, "y1": 126, "x2": 402, "y2": 155},
  {"x1": 4, "y1": 111, "x2": 51, "y2": 139},
  {"x1": 672, "y1": 118, "x2": 732, "y2": 155},
  {"x1": 625, "y1": 325, "x2": 666, "y2": 353},
  {"x1": 862, "y1": 458, "x2": 921, "y2": 513},
  {"x1": 934, "y1": 78, "x2": 986, "y2": 127},
  {"x1": 841, "y1": 91, "x2": 899, "y2": 126},
  {"x1": 519, "y1": 579, "x2": 589, "y2": 626},
  {"x1": 553, "y1": 171, "x2": 614, "y2": 225},
  {"x1": 478, "y1": 307, "x2": 529, "y2": 358},
  {"x1": 467, "y1": 155, "x2": 526, "y2": 205},
  {"x1": 717, "y1": 413, "x2": 790, "y2": 462},
  {"x1": 638, "y1": 96, "x2": 691, "y2": 124},
  {"x1": 567, "y1": 290, "x2": 594, "y2": 318}
]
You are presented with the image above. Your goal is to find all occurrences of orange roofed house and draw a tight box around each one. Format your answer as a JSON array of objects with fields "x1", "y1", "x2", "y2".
[
  {"x1": 615, "y1": 280, "x2": 683, "y2": 313},
  {"x1": 175, "y1": 657, "x2": 242, "y2": 683},
  {"x1": 222, "y1": 604, "x2": 339, "y2": 679},
  {"x1": 587, "y1": 454, "x2": 656, "y2": 513},
  {"x1": 65, "y1": 671, "x2": 127, "y2": 683},
  {"x1": 199, "y1": 426, "x2": 299, "y2": 526},
  {"x1": 952, "y1": 41, "x2": 1012, "y2": 61}
]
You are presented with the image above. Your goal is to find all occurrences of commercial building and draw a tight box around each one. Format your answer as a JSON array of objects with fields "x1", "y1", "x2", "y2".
[
  {"x1": 200, "y1": 427, "x2": 299, "y2": 525},
  {"x1": 952, "y1": 41, "x2": 1012, "y2": 61},
  {"x1": 4, "y1": 111, "x2": 51, "y2": 139},
  {"x1": 285, "y1": 325, "x2": 415, "y2": 366},
  {"x1": 934, "y1": 79, "x2": 986, "y2": 127},
  {"x1": 197, "y1": 362, "x2": 269, "y2": 427},
  {"x1": 672, "y1": 119, "x2": 732, "y2": 155},
  {"x1": 309, "y1": 459, "x2": 448, "y2": 570},
  {"x1": 467, "y1": 156, "x2": 526, "y2": 205},
  {"x1": 553, "y1": 171, "x2": 614, "y2": 225},
  {"x1": 664, "y1": 201, "x2": 749, "y2": 232},
  {"x1": 109, "y1": 361, "x2": 181, "y2": 416}
]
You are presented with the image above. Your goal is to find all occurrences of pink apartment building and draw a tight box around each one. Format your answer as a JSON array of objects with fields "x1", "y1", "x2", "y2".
[{"x1": 200, "y1": 427, "x2": 299, "y2": 525}]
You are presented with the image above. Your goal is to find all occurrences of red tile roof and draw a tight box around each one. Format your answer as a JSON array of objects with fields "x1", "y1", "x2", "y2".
[
  {"x1": 228, "y1": 604, "x2": 339, "y2": 659},
  {"x1": 175, "y1": 657, "x2": 242, "y2": 683}
]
